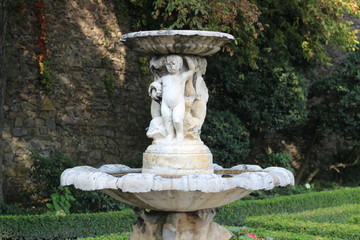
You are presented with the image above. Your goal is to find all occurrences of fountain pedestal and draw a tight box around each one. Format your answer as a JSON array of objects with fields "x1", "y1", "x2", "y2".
[
  {"x1": 61, "y1": 30, "x2": 295, "y2": 240},
  {"x1": 131, "y1": 209, "x2": 231, "y2": 240},
  {"x1": 143, "y1": 140, "x2": 213, "y2": 176}
]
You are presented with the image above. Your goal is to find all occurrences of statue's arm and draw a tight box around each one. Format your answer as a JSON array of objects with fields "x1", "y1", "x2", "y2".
[{"x1": 184, "y1": 56, "x2": 196, "y2": 74}]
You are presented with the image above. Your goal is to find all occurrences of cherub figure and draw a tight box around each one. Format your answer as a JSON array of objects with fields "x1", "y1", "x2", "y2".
[{"x1": 149, "y1": 55, "x2": 195, "y2": 141}]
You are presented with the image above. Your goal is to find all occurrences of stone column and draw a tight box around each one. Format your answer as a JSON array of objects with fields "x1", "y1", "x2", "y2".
[{"x1": 130, "y1": 208, "x2": 232, "y2": 240}]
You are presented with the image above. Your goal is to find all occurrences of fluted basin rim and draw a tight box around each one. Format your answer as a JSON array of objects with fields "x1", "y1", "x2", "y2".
[
  {"x1": 120, "y1": 30, "x2": 235, "y2": 42},
  {"x1": 120, "y1": 30, "x2": 235, "y2": 56},
  {"x1": 61, "y1": 164, "x2": 294, "y2": 193}
]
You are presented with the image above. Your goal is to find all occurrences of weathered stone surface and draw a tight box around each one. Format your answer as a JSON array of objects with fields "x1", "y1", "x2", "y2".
[
  {"x1": 61, "y1": 164, "x2": 294, "y2": 211},
  {"x1": 40, "y1": 96, "x2": 56, "y2": 111},
  {"x1": 131, "y1": 209, "x2": 232, "y2": 240},
  {"x1": 12, "y1": 128, "x2": 28, "y2": 137},
  {"x1": 143, "y1": 140, "x2": 213, "y2": 176},
  {"x1": 121, "y1": 30, "x2": 234, "y2": 56},
  {"x1": 2, "y1": 0, "x2": 150, "y2": 201}
]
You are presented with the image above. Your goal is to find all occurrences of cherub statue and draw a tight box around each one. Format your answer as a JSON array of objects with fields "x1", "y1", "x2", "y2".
[{"x1": 148, "y1": 55, "x2": 196, "y2": 142}]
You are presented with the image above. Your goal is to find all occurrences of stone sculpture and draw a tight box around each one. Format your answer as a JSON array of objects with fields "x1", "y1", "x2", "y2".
[
  {"x1": 61, "y1": 30, "x2": 295, "y2": 240},
  {"x1": 146, "y1": 55, "x2": 208, "y2": 142}
]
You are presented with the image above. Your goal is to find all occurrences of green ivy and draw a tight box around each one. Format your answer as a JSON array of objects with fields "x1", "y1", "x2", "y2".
[{"x1": 103, "y1": 73, "x2": 115, "y2": 98}]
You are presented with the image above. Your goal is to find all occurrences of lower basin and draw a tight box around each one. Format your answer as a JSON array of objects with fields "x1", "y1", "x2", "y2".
[
  {"x1": 61, "y1": 164, "x2": 294, "y2": 212},
  {"x1": 103, "y1": 188, "x2": 252, "y2": 212}
]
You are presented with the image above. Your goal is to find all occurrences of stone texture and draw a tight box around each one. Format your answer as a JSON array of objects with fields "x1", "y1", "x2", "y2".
[
  {"x1": 131, "y1": 208, "x2": 232, "y2": 240},
  {"x1": 61, "y1": 164, "x2": 294, "y2": 211},
  {"x1": 143, "y1": 140, "x2": 213, "y2": 176},
  {"x1": 121, "y1": 30, "x2": 234, "y2": 56},
  {"x1": 2, "y1": 0, "x2": 150, "y2": 201}
]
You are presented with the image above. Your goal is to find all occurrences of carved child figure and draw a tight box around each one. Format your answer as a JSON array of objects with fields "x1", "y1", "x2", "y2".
[{"x1": 149, "y1": 55, "x2": 195, "y2": 141}]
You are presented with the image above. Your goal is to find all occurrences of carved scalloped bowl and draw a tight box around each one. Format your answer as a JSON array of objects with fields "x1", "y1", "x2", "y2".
[
  {"x1": 120, "y1": 30, "x2": 235, "y2": 56},
  {"x1": 61, "y1": 164, "x2": 294, "y2": 212}
]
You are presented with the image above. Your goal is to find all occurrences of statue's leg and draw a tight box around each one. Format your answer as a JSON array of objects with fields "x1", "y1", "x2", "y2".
[
  {"x1": 173, "y1": 101, "x2": 185, "y2": 141},
  {"x1": 161, "y1": 104, "x2": 175, "y2": 140}
]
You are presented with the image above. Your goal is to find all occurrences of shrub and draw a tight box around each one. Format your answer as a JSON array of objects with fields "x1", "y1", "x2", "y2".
[
  {"x1": 27, "y1": 150, "x2": 128, "y2": 214},
  {"x1": 2, "y1": 188, "x2": 359, "y2": 239},
  {"x1": 244, "y1": 207, "x2": 360, "y2": 239},
  {"x1": 216, "y1": 187, "x2": 360, "y2": 226},
  {"x1": 202, "y1": 109, "x2": 250, "y2": 167},
  {"x1": 29, "y1": 149, "x2": 77, "y2": 198},
  {"x1": 78, "y1": 233, "x2": 130, "y2": 240},
  {"x1": 229, "y1": 226, "x2": 343, "y2": 240},
  {"x1": 0, "y1": 210, "x2": 136, "y2": 240},
  {"x1": 256, "y1": 151, "x2": 293, "y2": 171},
  {"x1": 289, "y1": 203, "x2": 360, "y2": 224}
]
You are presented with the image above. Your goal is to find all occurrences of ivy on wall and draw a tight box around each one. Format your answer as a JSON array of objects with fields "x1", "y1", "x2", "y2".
[{"x1": 35, "y1": 0, "x2": 52, "y2": 93}]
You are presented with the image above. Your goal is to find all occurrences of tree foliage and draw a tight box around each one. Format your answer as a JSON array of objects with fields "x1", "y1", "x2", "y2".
[
  {"x1": 132, "y1": 0, "x2": 360, "y2": 178},
  {"x1": 151, "y1": 0, "x2": 359, "y2": 66},
  {"x1": 201, "y1": 110, "x2": 250, "y2": 167},
  {"x1": 311, "y1": 50, "x2": 360, "y2": 140}
]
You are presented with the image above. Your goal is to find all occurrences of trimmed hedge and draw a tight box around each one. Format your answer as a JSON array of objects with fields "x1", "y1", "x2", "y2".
[
  {"x1": 77, "y1": 226, "x2": 345, "y2": 240},
  {"x1": 1, "y1": 188, "x2": 359, "y2": 239},
  {"x1": 243, "y1": 204, "x2": 360, "y2": 239},
  {"x1": 79, "y1": 233, "x2": 130, "y2": 240},
  {"x1": 216, "y1": 187, "x2": 360, "y2": 226},
  {"x1": 244, "y1": 217, "x2": 360, "y2": 239},
  {"x1": 288, "y1": 203, "x2": 360, "y2": 224},
  {"x1": 0, "y1": 210, "x2": 136, "y2": 240},
  {"x1": 230, "y1": 226, "x2": 344, "y2": 240}
]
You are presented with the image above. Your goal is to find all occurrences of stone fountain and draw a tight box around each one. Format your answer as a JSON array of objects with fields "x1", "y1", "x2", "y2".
[{"x1": 61, "y1": 30, "x2": 294, "y2": 240}]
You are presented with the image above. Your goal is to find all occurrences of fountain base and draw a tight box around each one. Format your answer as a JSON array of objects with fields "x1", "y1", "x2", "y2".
[{"x1": 131, "y1": 208, "x2": 232, "y2": 240}]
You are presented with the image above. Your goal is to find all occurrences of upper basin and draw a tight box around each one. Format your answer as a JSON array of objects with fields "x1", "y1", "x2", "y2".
[{"x1": 120, "y1": 30, "x2": 235, "y2": 56}]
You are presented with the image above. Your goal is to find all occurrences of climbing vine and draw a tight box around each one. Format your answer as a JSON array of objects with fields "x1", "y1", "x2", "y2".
[{"x1": 35, "y1": 0, "x2": 52, "y2": 93}]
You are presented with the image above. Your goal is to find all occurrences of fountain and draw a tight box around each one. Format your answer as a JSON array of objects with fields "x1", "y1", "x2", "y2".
[{"x1": 61, "y1": 30, "x2": 294, "y2": 240}]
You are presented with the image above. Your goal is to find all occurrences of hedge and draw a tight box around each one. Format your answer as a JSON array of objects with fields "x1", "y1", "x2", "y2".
[
  {"x1": 216, "y1": 187, "x2": 360, "y2": 226},
  {"x1": 230, "y1": 226, "x2": 344, "y2": 240},
  {"x1": 1, "y1": 187, "x2": 359, "y2": 239},
  {"x1": 288, "y1": 203, "x2": 360, "y2": 224},
  {"x1": 244, "y1": 217, "x2": 360, "y2": 239},
  {"x1": 243, "y1": 205, "x2": 360, "y2": 239},
  {"x1": 0, "y1": 210, "x2": 136, "y2": 240},
  {"x1": 77, "y1": 227, "x2": 345, "y2": 240},
  {"x1": 78, "y1": 233, "x2": 130, "y2": 240}
]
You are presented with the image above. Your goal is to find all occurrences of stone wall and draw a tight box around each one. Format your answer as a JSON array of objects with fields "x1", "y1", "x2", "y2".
[{"x1": 2, "y1": 0, "x2": 151, "y2": 202}]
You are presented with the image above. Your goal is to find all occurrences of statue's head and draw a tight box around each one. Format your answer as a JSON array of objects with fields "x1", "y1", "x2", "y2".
[{"x1": 166, "y1": 55, "x2": 183, "y2": 74}]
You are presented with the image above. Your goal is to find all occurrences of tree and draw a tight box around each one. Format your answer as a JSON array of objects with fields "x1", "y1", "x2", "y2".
[
  {"x1": 296, "y1": 49, "x2": 360, "y2": 184},
  {"x1": 148, "y1": 0, "x2": 360, "y2": 173}
]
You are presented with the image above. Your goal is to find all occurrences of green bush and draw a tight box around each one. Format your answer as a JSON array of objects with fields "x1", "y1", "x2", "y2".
[
  {"x1": 29, "y1": 149, "x2": 77, "y2": 198},
  {"x1": 202, "y1": 109, "x2": 250, "y2": 167},
  {"x1": 216, "y1": 187, "x2": 360, "y2": 226},
  {"x1": 244, "y1": 206, "x2": 360, "y2": 239},
  {"x1": 79, "y1": 233, "x2": 130, "y2": 240},
  {"x1": 27, "y1": 150, "x2": 128, "y2": 214},
  {"x1": 0, "y1": 210, "x2": 136, "y2": 240},
  {"x1": 256, "y1": 151, "x2": 293, "y2": 171},
  {"x1": 74, "y1": 226, "x2": 344, "y2": 240},
  {"x1": 2, "y1": 188, "x2": 359, "y2": 239},
  {"x1": 289, "y1": 204, "x2": 360, "y2": 224},
  {"x1": 230, "y1": 226, "x2": 343, "y2": 240}
]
